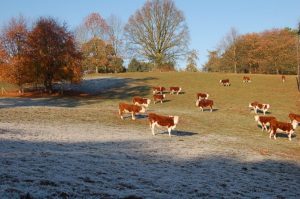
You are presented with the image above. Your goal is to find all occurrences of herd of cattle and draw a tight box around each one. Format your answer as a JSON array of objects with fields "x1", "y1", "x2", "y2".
[{"x1": 118, "y1": 76, "x2": 300, "y2": 140}]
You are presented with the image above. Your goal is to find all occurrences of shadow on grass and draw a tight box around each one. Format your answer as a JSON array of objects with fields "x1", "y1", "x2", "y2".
[
  {"x1": 1, "y1": 138, "x2": 300, "y2": 198},
  {"x1": 160, "y1": 130, "x2": 198, "y2": 137},
  {"x1": 0, "y1": 77, "x2": 156, "y2": 108}
]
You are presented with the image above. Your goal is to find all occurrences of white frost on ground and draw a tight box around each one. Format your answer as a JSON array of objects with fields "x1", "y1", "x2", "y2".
[{"x1": 1, "y1": 121, "x2": 300, "y2": 199}]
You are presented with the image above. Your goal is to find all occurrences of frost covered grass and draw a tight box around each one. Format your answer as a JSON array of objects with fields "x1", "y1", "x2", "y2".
[{"x1": 0, "y1": 72, "x2": 300, "y2": 198}]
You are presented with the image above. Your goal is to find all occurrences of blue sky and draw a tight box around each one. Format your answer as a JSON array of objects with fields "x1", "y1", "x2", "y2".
[{"x1": 1, "y1": 0, "x2": 300, "y2": 68}]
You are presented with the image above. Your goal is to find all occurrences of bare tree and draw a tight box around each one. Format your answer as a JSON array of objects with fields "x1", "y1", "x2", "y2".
[
  {"x1": 124, "y1": 0, "x2": 189, "y2": 69},
  {"x1": 107, "y1": 15, "x2": 124, "y2": 57},
  {"x1": 220, "y1": 27, "x2": 239, "y2": 73},
  {"x1": 185, "y1": 49, "x2": 199, "y2": 72},
  {"x1": 297, "y1": 22, "x2": 300, "y2": 91}
]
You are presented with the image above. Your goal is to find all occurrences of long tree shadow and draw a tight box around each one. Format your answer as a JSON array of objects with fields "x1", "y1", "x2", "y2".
[
  {"x1": 0, "y1": 77, "x2": 156, "y2": 108},
  {"x1": 1, "y1": 138, "x2": 299, "y2": 198}
]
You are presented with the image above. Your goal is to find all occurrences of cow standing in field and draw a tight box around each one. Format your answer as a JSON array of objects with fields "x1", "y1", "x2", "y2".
[
  {"x1": 288, "y1": 113, "x2": 300, "y2": 124},
  {"x1": 153, "y1": 94, "x2": 166, "y2": 104},
  {"x1": 254, "y1": 115, "x2": 276, "y2": 132},
  {"x1": 196, "y1": 99, "x2": 214, "y2": 112},
  {"x1": 119, "y1": 102, "x2": 146, "y2": 120},
  {"x1": 243, "y1": 76, "x2": 251, "y2": 83},
  {"x1": 169, "y1": 87, "x2": 182, "y2": 95},
  {"x1": 196, "y1": 92, "x2": 209, "y2": 100},
  {"x1": 269, "y1": 120, "x2": 298, "y2": 141},
  {"x1": 148, "y1": 113, "x2": 179, "y2": 136},
  {"x1": 220, "y1": 79, "x2": 230, "y2": 86},
  {"x1": 152, "y1": 86, "x2": 166, "y2": 94},
  {"x1": 282, "y1": 75, "x2": 286, "y2": 83},
  {"x1": 249, "y1": 101, "x2": 270, "y2": 115},
  {"x1": 132, "y1": 96, "x2": 151, "y2": 107}
]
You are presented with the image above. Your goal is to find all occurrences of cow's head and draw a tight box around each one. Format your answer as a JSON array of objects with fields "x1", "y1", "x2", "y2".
[
  {"x1": 264, "y1": 104, "x2": 270, "y2": 109},
  {"x1": 140, "y1": 106, "x2": 146, "y2": 113},
  {"x1": 248, "y1": 103, "x2": 254, "y2": 108},
  {"x1": 196, "y1": 99, "x2": 199, "y2": 107},
  {"x1": 254, "y1": 115, "x2": 259, "y2": 122},
  {"x1": 173, "y1": 116, "x2": 179, "y2": 125},
  {"x1": 163, "y1": 94, "x2": 166, "y2": 98},
  {"x1": 219, "y1": 80, "x2": 222, "y2": 83},
  {"x1": 292, "y1": 120, "x2": 298, "y2": 130},
  {"x1": 146, "y1": 99, "x2": 151, "y2": 106}
]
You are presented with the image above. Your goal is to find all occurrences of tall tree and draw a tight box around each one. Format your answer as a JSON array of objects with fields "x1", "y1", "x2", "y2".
[
  {"x1": 220, "y1": 27, "x2": 239, "y2": 73},
  {"x1": 185, "y1": 50, "x2": 199, "y2": 72},
  {"x1": 0, "y1": 15, "x2": 29, "y2": 91},
  {"x1": 24, "y1": 17, "x2": 82, "y2": 91},
  {"x1": 124, "y1": 0, "x2": 189, "y2": 69},
  {"x1": 107, "y1": 15, "x2": 124, "y2": 57}
]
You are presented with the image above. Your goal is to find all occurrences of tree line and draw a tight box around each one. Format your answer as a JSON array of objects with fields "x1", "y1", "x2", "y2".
[
  {"x1": 0, "y1": 0, "x2": 198, "y2": 92},
  {"x1": 203, "y1": 28, "x2": 298, "y2": 74}
]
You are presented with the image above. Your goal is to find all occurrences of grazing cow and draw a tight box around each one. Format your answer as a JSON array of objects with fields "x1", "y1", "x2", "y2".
[
  {"x1": 196, "y1": 99, "x2": 214, "y2": 112},
  {"x1": 254, "y1": 115, "x2": 276, "y2": 132},
  {"x1": 119, "y1": 102, "x2": 146, "y2": 120},
  {"x1": 282, "y1": 75, "x2": 286, "y2": 83},
  {"x1": 132, "y1": 96, "x2": 151, "y2": 107},
  {"x1": 243, "y1": 76, "x2": 251, "y2": 83},
  {"x1": 152, "y1": 86, "x2": 166, "y2": 94},
  {"x1": 249, "y1": 101, "x2": 270, "y2": 115},
  {"x1": 148, "y1": 113, "x2": 179, "y2": 136},
  {"x1": 288, "y1": 113, "x2": 300, "y2": 124},
  {"x1": 169, "y1": 87, "x2": 182, "y2": 95},
  {"x1": 269, "y1": 120, "x2": 298, "y2": 141},
  {"x1": 153, "y1": 94, "x2": 166, "y2": 104},
  {"x1": 220, "y1": 79, "x2": 230, "y2": 86},
  {"x1": 196, "y1": 92, "x2": 209, "y2": 100}
]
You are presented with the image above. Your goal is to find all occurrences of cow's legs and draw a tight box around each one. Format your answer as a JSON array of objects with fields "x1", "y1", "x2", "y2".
[
  {"x1": 151, "y1": 123, "x2": 156, "y2": 135},
  {"x1": 160, "y1": 100, "x2": 163, "y2": 104},
  {"x1": 167, "y1": 127, "x2": 172, "y2": 137},
  {"x1": 269, "y1": 129, "x2": 274, "y2": 139},
  {"x1": 210, "y1": 106, "x2": 213, "y2": 112},
  {"x1": 288, "y1": 132, "x2": 292, "y2": 141},
  {"x1": 119, "y1": 109, "x2": 124, "y2": 120},
  {"x1": 200, "y1": 107, "x2": 203, "y2": 112},
  {"x1": 131, "y1": 112, "x2": 136, "y2": 120}
]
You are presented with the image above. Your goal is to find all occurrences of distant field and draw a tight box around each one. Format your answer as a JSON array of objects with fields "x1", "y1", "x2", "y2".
[{"x1": 1, "y1": 72, "x2": 300, "y2": 198}]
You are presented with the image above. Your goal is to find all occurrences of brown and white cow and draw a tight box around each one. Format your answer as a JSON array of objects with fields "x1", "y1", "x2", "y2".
[
  {"x1": 169, "y1": 87, "x2": 182, "y2": 95},
  {"x1": 152, "y1": 86, "x2": 166, "y2": 94},
  {"x1": 243, "y1": 76, "x2": 251, "y2": 83},
  {"x1": 249, "y1": 101, "x2": 270, "y2": 115},
  {"x1": 132, "y1": 96, "x2": 151, "y2": 107},
  {"x1": 269, "y1": 120, "x2": 298, "y2": 141},
  {"x1": 119, "y1": 102, "x2": 146, "y2": 120},
  {"x1": 220, "y1": 79, "x2": 230, "y2": 86},
  {"x1": 288, "y1": 113, "x2": 300, "y2": 124},
  {"x1": 148, "y1": 113, "x2": 179, "y2": 136},
  {"x1": 153, "y1": 94, "x2": 166, "y2": 104},
  {"x1": 254, "y1": 115, "x2": 276, "y2": 132},
  {"x1": 281, "y1": 75, "x2": 286, "y2": 83},
  {"x1": 196, "y1": 92, "x2": 209, "y2": 100},
  {"x1": 196, "y1": 99, "x2": 214, "y2": 112}
]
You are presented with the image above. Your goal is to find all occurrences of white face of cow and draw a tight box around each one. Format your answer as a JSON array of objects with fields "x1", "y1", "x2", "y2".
[
  {"x1": 264, "y1": 104, "x2": 270, "y2": 109},
  {"x1": 147, "y1": 99, "x2": 151, "y2": 106},
  {"x1": 163, "y1": 94, "x2": 166, "y2": 98},
  {"x1": 140, "y1": 106, "x2": 146, "y2": 113},
  {"x1": 292, "y1": 120, "x2": 298, "y2": 129},
  {"x1": 196, "y1": 99, "x2": 199, "y2": 107},
  {"x1": 254, "y1": 115, "x2": 259, "y2": 122},
  {"x1": 249, "y1": 103, "x2": 253, "y2": 108},
  {"x1": 173, "y1": 116, "x2": 179, "y2": 125}
]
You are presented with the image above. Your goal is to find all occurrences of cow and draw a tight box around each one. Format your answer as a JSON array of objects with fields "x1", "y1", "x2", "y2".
[
  {"x1": 169, "y1": 87, "x2": 182, "y2": 95},
  {"x1": 196, "y1": 99, "x2": 214, "y2": 112},
  {"x1": 288, "y1": 113, "x2": 300, "y2": 124},
  {"x1": 153, "y1": 94, "x2": 166, "y2": 104},
  {"x1": 282, "y1": 75, "x2": 286, "y2": 83},
  {"x1": 269, "y1": 120, "x2": 298, "y2": 141},
  {"x1": 196, "y1": 92, "x2": 209, "y2": 100},
  {"x1": 243, "y1": 76, "x2": 251, "y2": 83},
  {"x1": 220, "y1": 79, "x2": 230, "y2": 86},
  {"x1": 148, "y1": 112, "x2": 179, "y2": 136},
  {"x1": 132, "y1": 96, "x2": 151, "y2": 108},
  {"x1": 152, "y1": 86, "x2": 166, "y2": 94},
  {"x1": 249, "y1": 101, "x2": 270, "y2": 115},
  {"x1": 254, "y1": 115, "x2": 276, "y2": 132},
  {"x1": 119, "y1": 102, "x2": 146, "y2": 120}
]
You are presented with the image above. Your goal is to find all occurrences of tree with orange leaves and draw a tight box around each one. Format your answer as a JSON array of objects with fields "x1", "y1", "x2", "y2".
[{"x1": 23, "y1": 17, "x2": 82, "y2": 92}]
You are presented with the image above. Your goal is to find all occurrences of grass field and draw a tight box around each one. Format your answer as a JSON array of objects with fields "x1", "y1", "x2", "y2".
[{"x1": 1, "y1": 72, "x2": 300, "y2": 198}]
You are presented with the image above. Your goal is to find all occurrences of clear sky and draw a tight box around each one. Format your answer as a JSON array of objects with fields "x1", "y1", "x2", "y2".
[{"x1": 1, "y1": 0, "x2": 300, "y2": 68}]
